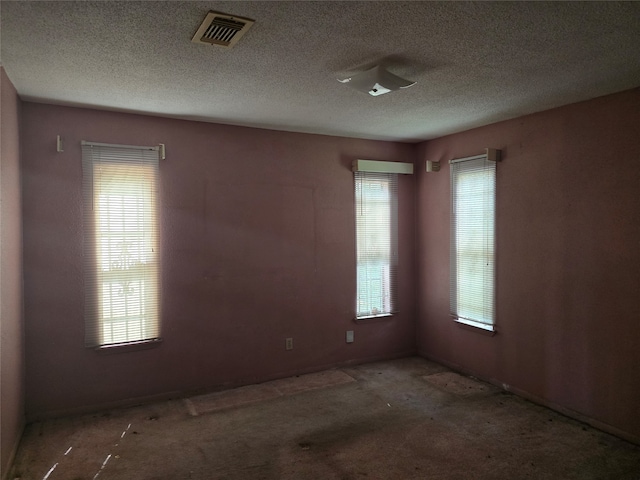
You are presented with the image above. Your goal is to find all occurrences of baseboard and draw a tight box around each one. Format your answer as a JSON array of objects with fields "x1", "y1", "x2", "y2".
[
  {"x1": 26, "y1": 389, "x2": 187, "y2": 423},
  {"x1": 26, "y1": 349, "x2": 417, "y2": 422},
  {"x1": 417, "y1": 349, "x2": 640, "y2": 446},
  {"x1": 2, "y1": 419, "x2": 25, "y2": 480}
]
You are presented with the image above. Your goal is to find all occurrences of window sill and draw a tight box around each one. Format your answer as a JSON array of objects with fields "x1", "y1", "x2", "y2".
[
  {"x1": 453, "y1": 318, "x2": 496, "y2": 336},
  {"x1": 355, "y1": 313, "x2": 394, "y2": 323},
  {"x1": 93, "y1": 338, "x2": 163, "y2": 354}
]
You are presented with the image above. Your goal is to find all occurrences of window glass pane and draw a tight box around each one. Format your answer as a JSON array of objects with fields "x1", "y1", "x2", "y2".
[
  {"x1": 355, "y1": 172, "x2": 398, "y2": 318},
  {"x1": 82, "y1": 144, "x2": 160, "y2": 347},
  {"x1": 450, "y1": 158, "x2": 496, "y2": 328}
]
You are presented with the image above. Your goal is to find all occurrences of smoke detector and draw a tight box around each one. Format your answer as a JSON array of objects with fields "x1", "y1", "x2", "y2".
[
  {"x1": 338, "y1": 65, "x2": 416, "y2": 96},
  {"x1": 192, "y1": 11, "x2": 254, "y2": 48}
]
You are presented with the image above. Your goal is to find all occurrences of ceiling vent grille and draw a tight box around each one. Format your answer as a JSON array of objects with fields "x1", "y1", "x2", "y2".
[{"x1": 192, "y1": 11, "x2": 254, "y2": 48}]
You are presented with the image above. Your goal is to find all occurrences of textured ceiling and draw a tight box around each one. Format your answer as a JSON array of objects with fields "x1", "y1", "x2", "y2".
[{"x1": 1, "y1": 1, "x2": 640, "y2": 142}]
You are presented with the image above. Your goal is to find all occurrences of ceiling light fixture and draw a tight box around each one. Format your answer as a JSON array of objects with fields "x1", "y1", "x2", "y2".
[{"x1": 338, "y1": 65, "x2": 416, "y2": 97}]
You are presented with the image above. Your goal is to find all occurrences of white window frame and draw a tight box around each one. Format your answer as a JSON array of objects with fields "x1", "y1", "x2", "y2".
[
  {"x1": 82, "y1": 142, "x2": 161, "y2": 347},
  {"x1": 354, "y1": 171, "x2": 399, "y2": 319},
  {"x1": 450, "y1": 152, "x2": 497, "y2": 331}
]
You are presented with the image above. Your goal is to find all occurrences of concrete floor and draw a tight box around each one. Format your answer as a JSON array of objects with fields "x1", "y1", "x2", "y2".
[{"x1": 10, "y1": 357, "x2": 640, "y2": 479}]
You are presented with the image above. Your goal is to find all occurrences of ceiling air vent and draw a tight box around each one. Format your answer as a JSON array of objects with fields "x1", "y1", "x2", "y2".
[{"x1": 191, "y1": 11, "x2": 254, "y2": 48}]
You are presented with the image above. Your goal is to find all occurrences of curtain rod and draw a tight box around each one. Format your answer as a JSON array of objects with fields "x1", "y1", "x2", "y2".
[
  {"x1": 450, "y1": 148, "x2": 501, "y2": 164},
  {"x1": 449, "y1": 153, "x2": 486, "y2": 164},
  {"x1": 81, "y1": 140, "x2": 159, "y2": 151}
]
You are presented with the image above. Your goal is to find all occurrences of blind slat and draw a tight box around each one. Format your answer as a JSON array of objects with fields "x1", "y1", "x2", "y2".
[
  {"x1": 82, "y1": 143, "x2": 160, "y2": 347},
  {"x1": 355, "y1": 172, "x2": 398, "y2": 318}
]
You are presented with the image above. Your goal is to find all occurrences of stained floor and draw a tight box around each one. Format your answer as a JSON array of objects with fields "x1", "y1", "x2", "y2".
[{"x1": 11, "y1": 357, "x2": 640, "y2": 479}]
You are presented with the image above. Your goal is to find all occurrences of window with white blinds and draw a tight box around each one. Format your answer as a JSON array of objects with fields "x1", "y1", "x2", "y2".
[
  {"x1": 355, "y1": 172, "x2": 398, "y2": 318},
  {"x1": 82, "y1": 142, "x2": 160, "y2": 347},
  {"x1": 450, "y1": 155, "x2": 496, "y2": 331}
]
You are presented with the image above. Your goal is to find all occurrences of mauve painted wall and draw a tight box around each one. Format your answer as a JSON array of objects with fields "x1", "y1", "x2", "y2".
[
  {"x1": 1, "y1": 68, "x2": 24, "y2": 477},
  {"x1": 21, "y1": 102, "x2": 416, "y2": 418},
  {"x1": 416, "y1": 88, "x2": 640, "y2": 439}
]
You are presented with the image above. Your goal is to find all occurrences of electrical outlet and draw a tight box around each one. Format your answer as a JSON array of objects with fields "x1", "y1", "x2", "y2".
[
  {"x1": 346, "y1": 330, "x2": 354, "y2": 343},
  {"x1": 285, "y1": 338, "x2": 293, "y2": 350}
]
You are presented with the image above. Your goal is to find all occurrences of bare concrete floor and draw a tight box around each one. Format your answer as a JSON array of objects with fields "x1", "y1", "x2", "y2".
[{"x1": 11, "y1": 357, "x2": 640, "y2": 479}]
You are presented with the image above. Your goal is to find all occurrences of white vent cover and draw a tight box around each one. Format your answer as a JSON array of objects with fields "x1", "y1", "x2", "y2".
[{"x1": 192, "y1": 11, "x2": 254, "y2": 48}]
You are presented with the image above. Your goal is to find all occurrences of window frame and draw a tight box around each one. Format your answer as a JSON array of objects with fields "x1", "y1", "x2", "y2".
[
  {"x1": 449, "y1": 153, "x2": 497, "y2": 332},
  {"x1": 82, "y1": 141, "x2": 162, "y2": 348},
  {"x1": 354, "y1": 171, "x2": 399, "y2": 320}
]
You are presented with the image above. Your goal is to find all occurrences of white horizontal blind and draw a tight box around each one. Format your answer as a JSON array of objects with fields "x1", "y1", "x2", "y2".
[
  {"x1": 82, "y1": 143, "x2": 160, "y2": 347},
  {"x1": 355, "y1": 172, "x2": 398, "y2": 318},
  {"x1": 450, "y1": 157, "x2": 496, "y2": 329}
]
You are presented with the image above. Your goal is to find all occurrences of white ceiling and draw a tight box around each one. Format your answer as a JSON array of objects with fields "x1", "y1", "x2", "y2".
[{"x1": 2, "y1": 1, "x2": 640, "y2": 142}]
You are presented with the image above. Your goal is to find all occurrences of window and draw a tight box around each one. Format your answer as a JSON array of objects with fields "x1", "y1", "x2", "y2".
[
  {"x1": 82, "y1": 142, "x2": 160, "y2": 347},
  {"x1": 355, "y1": 171, "x2": 398, "y2": 318},
  {"x1": 450, "y1": 154, "x2": 496, "y2": 331}
]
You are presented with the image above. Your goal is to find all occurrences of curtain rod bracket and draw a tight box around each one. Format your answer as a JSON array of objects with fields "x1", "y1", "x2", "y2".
[
  {"x1": 426, "y1": 161, "x2": 440, "y2": 172},
  {"x1": 485, "y1": 148, "x2": 501, "y2": 162}
]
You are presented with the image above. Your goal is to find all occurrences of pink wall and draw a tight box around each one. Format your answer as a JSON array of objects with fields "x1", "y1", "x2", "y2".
[
  {"x1": 20, "y1": 103, "x2": 417, "y2": 418},
  {"x1": 20, "y1": 84, "x2": 639, "y2": 441},
  {"x1": 416, "y1": 88, "x2": 640, "y2": 440},
  {"x1": 0, "y1": 68, "x2": 25, "y2": 478}
]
